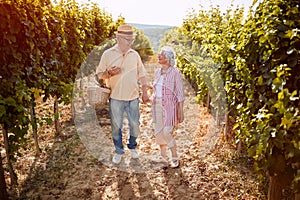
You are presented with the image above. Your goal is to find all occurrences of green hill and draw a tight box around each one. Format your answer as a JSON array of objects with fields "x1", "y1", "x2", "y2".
[{"x1": 130, "y1": 23, "x2": 174, "y2": 53}]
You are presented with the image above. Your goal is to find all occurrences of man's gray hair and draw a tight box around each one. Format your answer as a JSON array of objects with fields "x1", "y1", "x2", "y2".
[{"x1": 161, "y1": 46, "x2": 176, "y2": 67}]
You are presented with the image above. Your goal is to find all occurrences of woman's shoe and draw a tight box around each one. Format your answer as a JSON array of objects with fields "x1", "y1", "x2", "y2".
[
  {"x1": 169, "y1": 158, "x2": 179, "y2": 168},
  {"x1": 151, "y1": 155, "x2": 168, "y2": 163}
]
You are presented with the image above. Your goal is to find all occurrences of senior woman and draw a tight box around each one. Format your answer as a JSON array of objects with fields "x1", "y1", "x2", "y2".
[{"x1": 151, "y1": 46, "x2": 185, "y2": 168}]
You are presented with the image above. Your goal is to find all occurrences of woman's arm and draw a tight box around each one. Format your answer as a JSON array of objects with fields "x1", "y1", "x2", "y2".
[{"x1": 177, "y1": 101, "x2": 184, "y2": 123}]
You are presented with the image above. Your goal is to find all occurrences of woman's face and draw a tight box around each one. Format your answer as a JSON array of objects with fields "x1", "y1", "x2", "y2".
[{"x1": 158, "y1": 51, "x2": 169, "y2": 65}]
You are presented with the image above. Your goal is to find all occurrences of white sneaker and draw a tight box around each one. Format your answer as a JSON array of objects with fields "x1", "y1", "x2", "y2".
[
  {"x1": 112, "y1": 153, "x2": 122, "y2": 164},
  {"x1": 129, "y1": 149, "x2": 139, "y2": 159},
  {"x1": 169, "y1": 158, "x2": 180, "y2": 168}
]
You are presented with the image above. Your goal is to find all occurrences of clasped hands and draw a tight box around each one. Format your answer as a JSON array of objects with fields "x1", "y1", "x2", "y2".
[
  {"x1": 107, "y1": 66, "x2": 121, "y2": 76},
  {"x1": 98, "y1": 66, "x2": 121, "y2": 79}
]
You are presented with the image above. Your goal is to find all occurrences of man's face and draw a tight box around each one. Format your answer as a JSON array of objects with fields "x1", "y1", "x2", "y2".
[{"x1": 117, "y1": 36, "x2": 134, "y2": 52}]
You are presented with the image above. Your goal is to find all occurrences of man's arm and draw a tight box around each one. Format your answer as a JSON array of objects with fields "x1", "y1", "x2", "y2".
[
  {"x1": 97, "y1": 70, "x2": 111, "y2": 79},
  {"x1": 139, "y1": 76, "x2": 150, "y2": 103},
  {"x1": 96, "y1": 66, "x2": 121, "y2": 79}
]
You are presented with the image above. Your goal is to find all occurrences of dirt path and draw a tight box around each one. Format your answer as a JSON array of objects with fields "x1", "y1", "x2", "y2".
[{"x1": 7, "y1": 63, "x2": 266, "y2": 199}]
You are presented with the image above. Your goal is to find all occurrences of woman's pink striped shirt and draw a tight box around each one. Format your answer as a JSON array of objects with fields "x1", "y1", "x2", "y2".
[{"x1": 152, "y1": 66, "x2": 185, "y2": 126}]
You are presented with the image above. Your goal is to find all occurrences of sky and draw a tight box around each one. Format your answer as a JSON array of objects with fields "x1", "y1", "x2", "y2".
[{"x1": 77, "y1": 0, "x2": 254, "y2": 26}]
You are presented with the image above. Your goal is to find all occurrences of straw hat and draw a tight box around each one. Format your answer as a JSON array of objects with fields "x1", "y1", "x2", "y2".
[{"x1": 114, "y1": 24, "x2": 135, "y2": 38}]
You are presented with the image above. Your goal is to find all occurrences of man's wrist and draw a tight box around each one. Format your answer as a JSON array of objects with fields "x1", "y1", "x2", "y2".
[
  {"x1": 105, "y1": 70, "x2": 111, "y2": 78},
  {"x1": 142, "y1": 85, "x2": 149, "y2": 93},
  {"x1": 142, "y1": 84, "x2": 149, "y2": 89}
]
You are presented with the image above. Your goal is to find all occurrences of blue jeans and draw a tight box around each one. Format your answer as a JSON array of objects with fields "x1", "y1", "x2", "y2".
[{"x1": 109, "y1": 98, "x2": 140, "y2": 155}]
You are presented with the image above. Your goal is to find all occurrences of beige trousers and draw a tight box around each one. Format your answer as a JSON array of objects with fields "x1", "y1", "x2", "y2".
[{"x1": 154, "y1": 99, "x2": 176, "y2": 148}]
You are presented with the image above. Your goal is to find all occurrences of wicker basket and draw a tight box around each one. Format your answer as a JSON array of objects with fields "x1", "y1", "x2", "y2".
[{"x1": 87, "y1": 86, "x2": 111, "y2": 105}]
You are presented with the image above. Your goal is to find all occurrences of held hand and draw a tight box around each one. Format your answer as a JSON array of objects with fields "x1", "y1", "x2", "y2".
[
  {"x1": 109, "y1": 66, "x2": 121, "y2": 76},
  {"x1": 141, "y1": 85, "x2": 151, "y2": 104},
  {"x1": 142, "y1": 93, "x2": 151, "y2": 104}
]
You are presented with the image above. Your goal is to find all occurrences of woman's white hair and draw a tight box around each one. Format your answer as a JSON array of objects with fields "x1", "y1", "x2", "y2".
[{"x1": 161, "y1": 46, "x2": 176, "y2": 67}]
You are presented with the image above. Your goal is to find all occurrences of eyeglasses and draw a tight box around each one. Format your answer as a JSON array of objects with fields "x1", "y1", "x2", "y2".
[{"x1": 118, "y1": 36, "x2": 134, "y2": 43}]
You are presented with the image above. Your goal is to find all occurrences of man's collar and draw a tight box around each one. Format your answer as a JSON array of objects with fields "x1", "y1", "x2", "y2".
[{"x1": 112, "y1": 45, "x2": 133, "y2": 55}]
